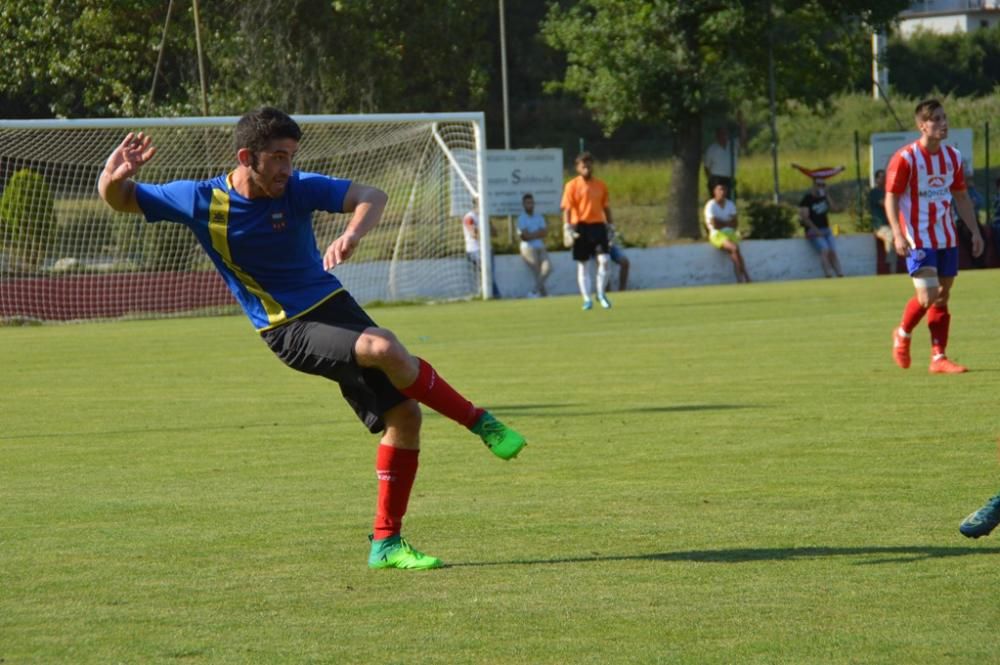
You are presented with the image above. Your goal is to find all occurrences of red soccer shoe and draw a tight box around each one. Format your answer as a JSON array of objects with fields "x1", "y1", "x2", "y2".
[
  {"x1": 929, "y1": 356, "x2": 967, "y2": 374},
  {"x1": 892, "y1": 328, "x2": 911, "y2": 369}
]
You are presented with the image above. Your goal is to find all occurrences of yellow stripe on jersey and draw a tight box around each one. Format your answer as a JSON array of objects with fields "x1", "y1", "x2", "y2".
[{"x1": 209, "y1": 188, "x2": 286, "y2": 325}]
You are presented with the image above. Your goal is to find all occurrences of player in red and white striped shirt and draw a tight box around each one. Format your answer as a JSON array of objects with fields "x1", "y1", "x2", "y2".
[{"x1": 884, "y1": 99, "x2": 984, "y2": 374}]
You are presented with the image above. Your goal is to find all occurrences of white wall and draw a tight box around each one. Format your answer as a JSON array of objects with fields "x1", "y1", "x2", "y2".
[
  {"x1": 335, "y1": 235, "x2": 880, "y2": 304},
  {"x1": 494, "y1": 235, "x2": 879, "y2": 299}
]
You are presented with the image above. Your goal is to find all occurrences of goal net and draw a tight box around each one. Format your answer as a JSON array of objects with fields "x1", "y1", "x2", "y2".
[{"x1": 0, "y1": 113, "x2": 491, "y2": 324}]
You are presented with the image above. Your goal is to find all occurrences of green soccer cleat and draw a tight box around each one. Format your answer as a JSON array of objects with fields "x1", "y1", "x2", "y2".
[
  {"x1": 368, "y1": 534, "x2": 443, "y2": 570},
  {"x1": 471, "y1": 411, "x2": 527, "y2": 460},
  {"x1": 959, "y1": 493, "x2": 1000, "y2": 539}
]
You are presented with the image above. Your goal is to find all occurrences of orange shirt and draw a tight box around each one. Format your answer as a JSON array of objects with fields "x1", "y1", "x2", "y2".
[{"x1": 561, "y1": 175, "x2": 609, "y2": 224}]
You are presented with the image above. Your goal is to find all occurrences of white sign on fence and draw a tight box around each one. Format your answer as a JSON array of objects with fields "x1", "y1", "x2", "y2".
[
  {"x1": 450, "y1": 148, "x2": 564, "y2": 216},
  {"x1": 485, "y1": 149, "x2": 564, "y2": 215},
  {"x1": 870, "y1": 129, "x2": 974, "y2": 186}
]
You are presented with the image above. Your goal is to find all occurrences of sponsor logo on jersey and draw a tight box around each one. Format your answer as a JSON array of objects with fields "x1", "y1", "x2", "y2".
[
  {"x1": 927, "y1": 175, "x2": 946, "y2": 187},
  {"x1": 271, "y1": 212, "x2": 287, "y2": 231},
  {"x1": 918, "y1": 187, "x2": 950, "y2": 199}
]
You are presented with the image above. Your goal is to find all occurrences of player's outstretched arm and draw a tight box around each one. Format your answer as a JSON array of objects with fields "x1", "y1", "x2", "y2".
[
  {"x1": 97, "y1": 132, "x2": 157, "y2": 214},
  {"x1": 323, "y1": 183, "x2": 388, "y2": 270}
]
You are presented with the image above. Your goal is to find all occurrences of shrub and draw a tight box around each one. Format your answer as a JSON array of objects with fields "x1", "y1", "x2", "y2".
[
  {"x1": 0, "y1": 169, "x2": 56, "y2": 270},
  {"x1": 745, "y1": 200, "x2": 797, "y2": 239}
]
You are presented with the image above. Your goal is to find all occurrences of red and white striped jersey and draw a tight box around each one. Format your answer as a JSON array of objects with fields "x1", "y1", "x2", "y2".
[{"x1": 885, "y1": 141, "x2": 966, "y2": 250}]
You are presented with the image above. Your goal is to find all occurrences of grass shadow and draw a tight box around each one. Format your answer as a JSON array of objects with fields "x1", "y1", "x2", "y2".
[
  {"x1": 448, "y1": 545, "x2": 1000, "y2": 568},
  {"x1": 491, "y1": 403, "x2": 759, "y2": 417}
]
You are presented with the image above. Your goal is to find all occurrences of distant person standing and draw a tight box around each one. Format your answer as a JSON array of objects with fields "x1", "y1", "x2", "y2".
[
  {"x1": 869, "y1": 169, "x2": 895, "y2": 273},
  {"x1": 704, "y1": 183, "x2": 751, "y2": 283},
  {"x1": 516, "y1": 193, "x2": 551, "y2": 297},
  {"x1": 462, "y1": 197, "x2": 500, "y2": 298},
  {"x1": 703, "y1": 120, "x2": 746, "y2": 198},
  {"x1": 561, "y1": 152, "x2": 613, "y2": 310},
  {"x1": 798, "y1": 177, "x2": 844, "y2": 278},
  {"x1": 886, "y1": 98, "x2": 983, "y2": 374}
]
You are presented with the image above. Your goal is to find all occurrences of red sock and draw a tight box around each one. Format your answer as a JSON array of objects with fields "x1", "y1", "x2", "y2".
[
  {"x1": 373, "y1": 445, "x2": 419, "y2": 541},
  {"x1": 399, "y1": 358, "x2": 484, "y2": 428},
  {"x1": 900, "y1": 297, "x2": 928, "y2": 334},
  {"x1": 927, "y1": 305, "x2": 950, "y2": 357}
]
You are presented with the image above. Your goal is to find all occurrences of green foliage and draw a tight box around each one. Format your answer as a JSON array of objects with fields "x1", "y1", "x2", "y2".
[
  {"x1": 540, "y1": 0, "x2": 909, "y2": 240},
  {"x1": 0, "y1": 0, "x2": 497, "y2": 118},
  {"x1": 0, "y1": 168, "x2": 56, "y2": 270},
  {"x1": 111, "y1": 219, "x2": 198, "y2": 272},
  {"x1": 745, "y1": 200, "x2": 797, "y2": 239},
  {"x1": 888, "y1": 24, "x2": 1000, "y2": 98}
]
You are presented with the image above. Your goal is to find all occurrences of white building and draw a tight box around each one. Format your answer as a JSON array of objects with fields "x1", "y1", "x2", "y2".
[{"x1": 899, "y1": 0, "x2": 1000, "y2": 36}]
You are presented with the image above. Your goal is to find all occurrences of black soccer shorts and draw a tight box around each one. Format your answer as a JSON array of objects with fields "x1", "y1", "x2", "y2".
[
  {"x1": 260, "y1": 291, "x2": 408, "y2": 433},
  {"x1": 572, "y1": 222, "x2": 610, "y2": 262}
]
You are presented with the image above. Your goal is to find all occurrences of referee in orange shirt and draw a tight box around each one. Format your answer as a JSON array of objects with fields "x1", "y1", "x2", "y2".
[{"x1": 561, "y1": 152, "x2": 614, "y2": 310}]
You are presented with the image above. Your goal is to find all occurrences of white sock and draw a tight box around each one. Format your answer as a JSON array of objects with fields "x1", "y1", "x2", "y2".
[
  {"x1": 596, "y1": 254, "x2": 609, "y2": 299},
  {"x1": 577, "y1": 262, "x2": 592, "y2": 300}
]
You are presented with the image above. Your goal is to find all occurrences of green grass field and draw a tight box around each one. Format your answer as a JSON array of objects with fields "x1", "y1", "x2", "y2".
[{"x1": 3, "y1": 273, "x2": 1000, "y2": 664}]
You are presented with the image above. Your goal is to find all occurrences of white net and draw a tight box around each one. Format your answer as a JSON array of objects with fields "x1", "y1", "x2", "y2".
[{"x1": 0, "y1": 113, "x2": 488, "y2": 324}]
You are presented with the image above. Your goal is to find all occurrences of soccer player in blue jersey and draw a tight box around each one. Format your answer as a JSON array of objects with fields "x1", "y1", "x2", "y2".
[{"x1": 97, "y1": 107, "x2": 526, "y2": 570}]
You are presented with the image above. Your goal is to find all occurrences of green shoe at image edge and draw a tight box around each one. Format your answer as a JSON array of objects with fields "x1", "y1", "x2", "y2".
[
  {"x1": 471, "y1": 411, "x2": 527, "y2": 460},
  {"x1": 368, "y1": 534, "x2": 443, "y2": 570},
  {"x1": 959, "y1": 494, "x2": 1000, "y2": 539}
]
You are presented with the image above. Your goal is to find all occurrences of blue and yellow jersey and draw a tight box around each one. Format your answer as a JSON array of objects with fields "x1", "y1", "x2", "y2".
[{"x1": 135, "y1": 170, "x2": 352, "y2": 331}]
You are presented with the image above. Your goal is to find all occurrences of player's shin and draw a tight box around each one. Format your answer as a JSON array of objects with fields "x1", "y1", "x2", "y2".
[
  {"x1": 399, "y1": 358, "x2": 484, "y2": 428},
  {"x1": 595, "y1": 255, "x2": 609, "y2": 299},
  {"x1": 373, "y1": 445, "x2": 419, "y2": 540},
  {"x1": 927, "y1": 305, "x2": 950, "y2": 357},
  {"x1": 577, "y1": 262, "x2": 592, "y2": 299}
]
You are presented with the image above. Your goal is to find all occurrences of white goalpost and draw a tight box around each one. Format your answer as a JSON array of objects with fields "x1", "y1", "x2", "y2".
[{"x1": 0, "y1": 112, "x2": 492, "y2": 324}]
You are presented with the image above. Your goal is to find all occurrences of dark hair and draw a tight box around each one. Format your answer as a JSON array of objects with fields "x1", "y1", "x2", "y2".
[
  {"x1": 914, "y1": 98, "x2": 943, "y2": 123},
  {"x1": 522, "y1": 193, "x2": 534, "y2": 201},
  {"x1": 234, "y1": 107, "x2": 302, "y2": 154},
  {"x1": 875, "y1": 169, "x2": 885, "y2": 178},
  {"x1": 575, "y1": 151, "x2": 594, "y2": 165}
]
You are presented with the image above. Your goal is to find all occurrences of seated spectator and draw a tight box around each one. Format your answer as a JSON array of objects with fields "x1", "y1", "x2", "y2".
[
  {"x1": 607, "y1": 224, "x2": 631, "y2": 291},
  {"x1": 516, "y1": 193, "x2": 551, "y2": 297},
  {"x1": 703, "y1": 183, "x2": 751, "y2": 283},
  {"x1": 798, "y1": 178, "x2": 844, "y2": 277},
  {"x1": 869, "y1": 169, "x2": 895, "y2": 273}
]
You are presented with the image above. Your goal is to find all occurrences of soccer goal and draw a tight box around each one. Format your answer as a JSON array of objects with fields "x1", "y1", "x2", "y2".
[{"x1": 0, "y1": 112, "x2": 492, "y2": 324}]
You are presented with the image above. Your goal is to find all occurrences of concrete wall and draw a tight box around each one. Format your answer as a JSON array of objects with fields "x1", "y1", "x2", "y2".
[{"x1": 493, "y1": 235, "x2": 878, "y2": 299}]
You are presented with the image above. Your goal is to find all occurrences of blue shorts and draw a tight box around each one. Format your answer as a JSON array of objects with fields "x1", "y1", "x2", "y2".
[
  {"x1": 609, "y1": 243, "x2": 626, "y2": 263},
  {"x1": 906, "y1": 246, "x2": 959, "y2": 278},
  {"x1": 807, "y1": 227, "x2": 836, "y2": 253}
]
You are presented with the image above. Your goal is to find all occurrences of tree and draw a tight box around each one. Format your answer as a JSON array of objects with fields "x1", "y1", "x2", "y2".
[
  {"x1": 542, "y1": 0, "x2": 908, "y2": 239},
  {"x1": 0, "y1": 0, "x2": 498, "y2": 118}
]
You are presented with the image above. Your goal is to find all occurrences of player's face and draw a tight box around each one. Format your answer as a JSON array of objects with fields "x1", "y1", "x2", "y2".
[
  {"x1": 249, "y1": 138, "x2": 298, "y2": 198},
  {"x1": 576, "y1": 159, "x2": 592, "y2": 179},
  {"x1": 918, "y1": 108, "x2": 948, "y2": 141},
  {"x1": 713, "y1": 184, "x2": 726, "y2": 201},
  {"x1": 523, "y1": 197, "x2": 534, "y2": 214}
]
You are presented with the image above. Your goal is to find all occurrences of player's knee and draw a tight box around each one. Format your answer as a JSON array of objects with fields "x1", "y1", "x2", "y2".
[{"x1": 356, "y1": 327, "x2": 407, "y2": 367}]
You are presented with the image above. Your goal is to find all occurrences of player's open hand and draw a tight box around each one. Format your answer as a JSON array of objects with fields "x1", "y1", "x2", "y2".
[
  {"x1": 971, "y1": 231, "x2": 985, "y2": 258},
  {"x1": 105, "y1": 132, "x2": 157, "y2": 182},
  {"x1": 323, "y1": 231, "x2": 360, "y2": 270}
]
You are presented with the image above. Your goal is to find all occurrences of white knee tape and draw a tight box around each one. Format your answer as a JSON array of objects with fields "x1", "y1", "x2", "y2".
[{"x1": 912, "y1": 275, "x2": 939, "y2": 289}]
